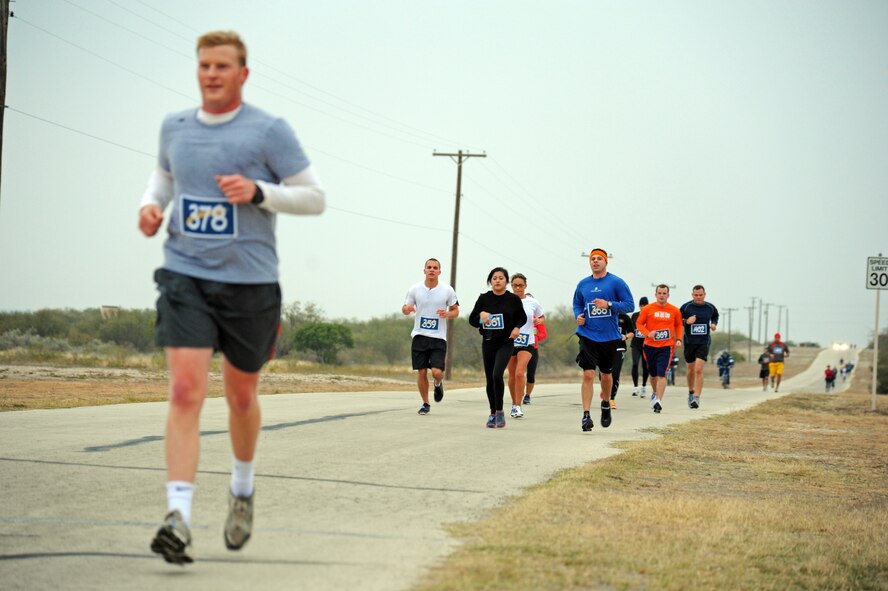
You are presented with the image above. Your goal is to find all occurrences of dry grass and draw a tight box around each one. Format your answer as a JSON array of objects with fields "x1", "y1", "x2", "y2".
[{"x1": 413, "y1": 367, "x2": 888, "y2": 590}]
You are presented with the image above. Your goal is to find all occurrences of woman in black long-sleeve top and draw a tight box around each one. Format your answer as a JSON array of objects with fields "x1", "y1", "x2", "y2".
[{"x1": 468, "y1": 267, "x2": 527, "y2": 428}]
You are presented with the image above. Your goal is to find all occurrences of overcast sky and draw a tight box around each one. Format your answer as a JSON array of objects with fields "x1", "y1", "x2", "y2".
[{"x1": 2, "y1": 0, "x2": 887, "y2": 349}]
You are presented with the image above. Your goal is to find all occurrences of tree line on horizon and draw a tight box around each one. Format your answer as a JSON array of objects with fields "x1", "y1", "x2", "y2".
[{"x1": 0, "y1": 305, "x2": 884, "y2": 390}]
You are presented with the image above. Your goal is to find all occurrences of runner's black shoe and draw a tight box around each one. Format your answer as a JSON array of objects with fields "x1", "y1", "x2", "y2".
[
  {"x1": 581, "y1": 414, "x2": 594, "y2": 432},
  {"x1": 433, "y1": 382, "x2": 444, "y2": 403},
  {"x1": 418, "y1": 403, "x2": 430, "y2": 415},
  {"x1": 690, "y1": 396, "x2": 700, "y2": 409},
  {"x1": 523, "y1": 394, "x2": 531, "y2": 404},
  {"x1": 653, "y1": 401, "x2": 662, "y2": 413},
  {"x1": 600, "y1": 401, "x2": 612, "y2": 428},
  {"x1": 151, "y1": 510, "x2": 193, "y2": 565}
]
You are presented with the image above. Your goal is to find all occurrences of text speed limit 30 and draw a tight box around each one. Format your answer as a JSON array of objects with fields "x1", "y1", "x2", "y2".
[{"x1": 867, "y1": 257, "x2": 888, "y2": 290}]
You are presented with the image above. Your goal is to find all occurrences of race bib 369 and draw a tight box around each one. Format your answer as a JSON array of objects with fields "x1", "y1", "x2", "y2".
[{"x1": 653, "y1": 329, "x2": 671, "y2": 341}]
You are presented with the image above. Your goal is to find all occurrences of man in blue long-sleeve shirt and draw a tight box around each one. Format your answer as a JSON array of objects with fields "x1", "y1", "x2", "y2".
[{"x1": 573, "y1": 248, "x2": 634, "y2": 432}]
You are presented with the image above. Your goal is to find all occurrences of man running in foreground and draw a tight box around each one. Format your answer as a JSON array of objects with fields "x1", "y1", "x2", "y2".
[
  {"x1": 139, "y1": 30, "x2": 325, "y2": 564},
  {"x1": 572, "y1": 248, "x2": 634, "y2": 431}
]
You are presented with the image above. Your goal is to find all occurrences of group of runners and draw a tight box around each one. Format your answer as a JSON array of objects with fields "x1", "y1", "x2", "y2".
[{"x1": 401, "y1": 249, "x2": 731, "y2": 433}]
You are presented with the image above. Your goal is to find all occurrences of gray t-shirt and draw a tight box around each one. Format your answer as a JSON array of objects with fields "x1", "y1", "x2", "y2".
[{"x1": 159, "y1": 104, "x2": 309, "y2": 283}]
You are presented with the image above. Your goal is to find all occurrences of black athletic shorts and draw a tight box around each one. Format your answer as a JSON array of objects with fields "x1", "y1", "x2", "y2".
[
  {"x1": 684, "y1": 343, "x2": 710, "y2": 363},
  {"x1": 575, "y1": 336, "x2": 621, "y2": 373},
  {"x1": 511, "y1": 345, "x2": 535, "y2": 357},
  {"x1": 154, "y1": 268, "x2": 282, "y2": 373},
  {"x1": 411, "y1": 334, "x2": 447, "y2": 370}
]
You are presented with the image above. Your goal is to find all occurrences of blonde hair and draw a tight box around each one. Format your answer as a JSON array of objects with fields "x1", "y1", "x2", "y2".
[{"x1": 196, "y1": 31, "x2": 247, "y2": 66}]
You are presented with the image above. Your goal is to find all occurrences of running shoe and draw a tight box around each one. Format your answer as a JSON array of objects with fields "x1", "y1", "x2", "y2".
[
  {"x1": 690, "y1": 396, "x2": 700, "y2": 409},
  {"x1": 632, "y1": 387, "x2": 639, "y2": 397},
  {"x1": 514, "y1": 406, "x2": 525, "y2": 418},
  {"x1": 581, "y1": 414, "x2": 594, "y2": 432},
  {"x1": 495, "y1": 410, "x2": 506, "y2": 428},
  {"x1": 600, "y1": 401, "x2": 612, "y2": 428},
  {"x1": 224, "y1": 492, "x2": 254, "y2": 550},
  {"x1": 687, "y1": 393, "x2": 695, "y2": 408},
  {"x1": 486, "y1": 414, "x2": 496, "y2": 428},
  {"x1": 433, "y1": 382, "x2": 444, "y2": 402},
  {"x1": 610, "y1": 399, "x2": 617, "y2": 410},
  {"x1": 649, "y1": 394, "x2": 657, "y2": 409},
  {"x1": 523, "y1": 394, "x2": 531, "y2": 404},
  {"x1": 510, "y1": 405, "x2": 519, "y2": 418},
  {"x1": 653, "y1": 400, "x2": 662, "y2": 413},
  {"x1": 150, "y1": 510, "x2": 193, "y2": 565},
  {"x1": 641, "y1": 386, "x2": 647, "y2": 395},
  {"x1": 418, "y1": 403, "x2": 430, "y2": 415}
]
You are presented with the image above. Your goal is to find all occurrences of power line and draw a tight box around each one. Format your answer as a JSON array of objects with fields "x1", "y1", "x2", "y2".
[{"x1": 6, "y1": 106, "x2": 156, "y2": 158}]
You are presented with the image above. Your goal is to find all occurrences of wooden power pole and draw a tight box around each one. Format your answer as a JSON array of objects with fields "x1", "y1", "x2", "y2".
[
  {"x1": 433, "y1": 149, "x2": 486, "y2": 380},
  {"x1": 0, "y1": 0, "x2": 10, "y2": 204}
]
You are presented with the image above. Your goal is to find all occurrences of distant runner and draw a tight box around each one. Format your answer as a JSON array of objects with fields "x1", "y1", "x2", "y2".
[
  {"x1": 630, "y1": 297, "x2": 650, "y2": 398},
  {"x1": 507, "y1": 274, "x2": 544, "y2": 419},
  {"x1": 767, "y1": 332, "x2": 790, "y2": 392},
  {"x1": 757, "y1": 347, "x2": 771, "y2": 391}
]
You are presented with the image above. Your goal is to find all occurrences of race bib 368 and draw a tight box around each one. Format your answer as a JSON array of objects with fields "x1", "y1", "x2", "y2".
[{"x1": 586, "y1": 303, "x2": 612, "y2": 319}]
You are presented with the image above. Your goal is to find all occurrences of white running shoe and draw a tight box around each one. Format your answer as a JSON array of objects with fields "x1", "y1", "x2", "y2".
[
  {"x1": 510, "y1": 405, "x2": 519, "y2": 418},
  {"x1": 632, "y1": 387, "x2": 639, "y2": 396},
  {"x1": 641, "y1": 386, "x2": 647, "y2": 395},
  {"x1": 514, "y1": 406, "x2": 524, "y2": 418}
]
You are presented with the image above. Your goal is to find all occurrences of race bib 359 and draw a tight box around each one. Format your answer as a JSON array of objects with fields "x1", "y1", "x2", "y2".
[{"x1": 420, "y1": 317, "x2": 440, "y2": 331}]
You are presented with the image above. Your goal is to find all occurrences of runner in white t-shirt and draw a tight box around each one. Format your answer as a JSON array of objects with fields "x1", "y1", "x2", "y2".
[
  {"x1": 402, "y1": 258, "x2": 459, "y2": 415},
  {"x1": 507, "y1": 273, "x2": 544, "y2": 418}
]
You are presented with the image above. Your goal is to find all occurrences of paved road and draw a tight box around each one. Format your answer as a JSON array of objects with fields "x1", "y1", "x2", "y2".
[{"x1": 0, "y1": 348, "x2": 858, "y2": 590}]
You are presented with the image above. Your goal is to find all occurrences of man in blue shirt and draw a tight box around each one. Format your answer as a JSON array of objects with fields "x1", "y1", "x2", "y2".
[{"x1": 573, "y1": 248, "x2": 634, "y2": 431}]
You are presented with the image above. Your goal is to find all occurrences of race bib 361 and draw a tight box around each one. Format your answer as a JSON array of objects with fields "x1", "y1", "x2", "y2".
[{"x1": 483, "y1": 314, "x2": 504, "y2": 329}]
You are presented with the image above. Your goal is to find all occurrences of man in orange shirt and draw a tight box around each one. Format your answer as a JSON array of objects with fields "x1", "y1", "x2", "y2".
[{"x1": 634, "y1": 284, "x2": 683, "y2": 413}]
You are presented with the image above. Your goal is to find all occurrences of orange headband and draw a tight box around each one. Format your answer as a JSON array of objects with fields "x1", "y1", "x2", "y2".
[{"x1": 589, "y1": 248, "x2": 608, "y2": 264}]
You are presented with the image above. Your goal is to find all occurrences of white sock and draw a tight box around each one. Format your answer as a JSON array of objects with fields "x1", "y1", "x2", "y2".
[
  {"x1": 166, "y1": 481, "x2": 194, "y2": 526},
  {"x1": 231, "y1": 458, "x2": 255, "y2": 497}
]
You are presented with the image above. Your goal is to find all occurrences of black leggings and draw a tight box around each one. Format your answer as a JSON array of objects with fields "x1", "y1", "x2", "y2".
[
  {"x1": 526, "y1": 347, "x2": 540, "y2": 384},
  {"x1": 631, "y1": 347, "x2": 649, "y2": 387},
  {"x1": 611, "y1": 350, "x2": 625, "y2": 399},
  {"x1": 482, "y1": 339, "x2": 514, "y2": 413}
]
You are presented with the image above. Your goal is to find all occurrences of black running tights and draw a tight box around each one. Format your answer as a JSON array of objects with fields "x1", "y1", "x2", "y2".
[
  {"x1": 482, "y1": 339, "x2": 514, "y2": 413},
  {"x1": 631, "y1": 347, "x2": 649, "y2": 387}
]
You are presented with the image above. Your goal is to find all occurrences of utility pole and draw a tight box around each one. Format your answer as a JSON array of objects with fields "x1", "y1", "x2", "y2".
[
  {"x1": 757, "y1": 297, "x2": 763, "y2": 344},
  {"x1": 746, "y1": 299, "x2": 756, "y2": 361},
  {"x1": 0, "y1": 0, "x2": 11, "y2": 204},
  {"x1": 777, "y1": 304, "x2": 785, "y2": 335},
  {"x1": 433, "y1": 149, "x2": 486, "y2": 380},
  {"x1": 763, "y1": 302, "x2": 773, "y2": 341},
  {"x1": 724, "y1": 307, "x2": 738, "y2": 354}
]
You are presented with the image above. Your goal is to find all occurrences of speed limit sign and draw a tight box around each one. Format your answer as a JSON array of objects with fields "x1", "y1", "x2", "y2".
[{"x1": 867, "y1": 257, "x2": 888, "y2": 290}]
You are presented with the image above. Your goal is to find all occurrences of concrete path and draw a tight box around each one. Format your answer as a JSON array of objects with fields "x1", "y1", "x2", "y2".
[{"x1": 0, "y1": 348, "x2": 857, "y2": 590}]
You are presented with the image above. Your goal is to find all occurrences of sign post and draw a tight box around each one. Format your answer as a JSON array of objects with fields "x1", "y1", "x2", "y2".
[{"x1": 866, "y1": 255, "x2": 887, "y2": 411}]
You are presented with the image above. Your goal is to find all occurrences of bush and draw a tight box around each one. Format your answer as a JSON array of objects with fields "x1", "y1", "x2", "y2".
[{"x1": 293, "y1": 322, "x2": 354, "y2": 364}]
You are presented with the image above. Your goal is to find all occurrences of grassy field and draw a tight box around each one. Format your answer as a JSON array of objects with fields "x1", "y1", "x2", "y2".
[{"x1": 411, "y1": 350, "x2": 888, "y2": 591}]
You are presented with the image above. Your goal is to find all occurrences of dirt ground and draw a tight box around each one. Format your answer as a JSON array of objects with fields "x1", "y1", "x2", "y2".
[{"x1": 0, "y1": 345, "x2": 853, "y2": 411}]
